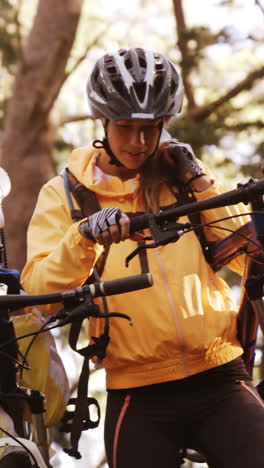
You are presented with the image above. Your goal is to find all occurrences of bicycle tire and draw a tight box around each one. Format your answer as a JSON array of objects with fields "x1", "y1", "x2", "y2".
[{"x1": 0, "y1": 452, "x2": 33, "y2": 467}]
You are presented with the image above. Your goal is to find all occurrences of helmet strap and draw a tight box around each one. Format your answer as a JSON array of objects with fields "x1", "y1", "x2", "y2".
[
  {"x1": 92, "y1": 121, "x2": 124, "y2": 167},
  {"x1": 92, "y1": 137, "x2": 124, "y2": 167}
]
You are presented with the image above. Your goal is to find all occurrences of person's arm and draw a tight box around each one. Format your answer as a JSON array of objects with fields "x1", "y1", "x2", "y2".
[
  {"x1": 21, "y1": 177, "x2": 104, "y2": 314},
  {"x1": 159, "y1": 140, "x2": 250, "y2": 275},
  {"x1": 192, "y1": 173, "x2": 251, "y2": 276}
]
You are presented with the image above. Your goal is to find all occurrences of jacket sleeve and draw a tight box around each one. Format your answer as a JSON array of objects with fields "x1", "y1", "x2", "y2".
[
  {"x1": 193, "y1": 165, "x2": 251, "y2": 276},
  {"x1": 21, "y1": 176, "x2": 103, "y2": 314}
]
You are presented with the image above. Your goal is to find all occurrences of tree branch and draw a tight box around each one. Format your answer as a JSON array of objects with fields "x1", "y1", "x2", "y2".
[
  {"x1": 191, "y1": 66, "x2": 264, "y2": 121},
  {"x1": 59, "y1": 113, "x2": 91, "y2": 126},
  {"x1": 172, "y1": 0, "x2": 197, "y2": 110},
  {"x1": 255, "y1": 0, "x2": 264, "y2": 15},
  {"x1": 223, "y1": 120, "x2": 264, "y2": 131},
  {"x1": 174, "y1": 120, "x2": 264, "y2": 132},
  {"x1": 63, "y1": 25, "x2": 109, "y2": 83}
]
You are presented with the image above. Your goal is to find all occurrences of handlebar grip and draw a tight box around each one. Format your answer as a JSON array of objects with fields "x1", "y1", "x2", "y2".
[
  {"x1": 89, "y1": 273, "x2": 153, "y2": 297},
  {"x1": 128, "y1": 213, "x2": 150, "y2": 233},
  {"x1": 0, "y1": 291, "x2": 65, "y2": 310},
  {"x1": 0, "y1": 274, "x2": 153, "y2": 310}
]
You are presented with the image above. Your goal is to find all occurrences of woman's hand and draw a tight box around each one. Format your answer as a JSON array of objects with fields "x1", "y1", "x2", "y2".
[
  {"x1": 79, "y1": 208, "x2": 131, "y2": 245},
  {"x1": 159, "y1": 140, "x2": 205, "y2": 184}
]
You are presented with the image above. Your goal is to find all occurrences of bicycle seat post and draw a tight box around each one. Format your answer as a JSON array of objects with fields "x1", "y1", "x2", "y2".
[{"x1": 25, "y1": 389, "x2": 51, "y2": 466}]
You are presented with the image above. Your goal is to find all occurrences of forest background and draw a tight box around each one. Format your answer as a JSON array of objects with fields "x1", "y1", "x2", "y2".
[{"x1": 0, "y1": 0, "x2": 263, "y2": 467}]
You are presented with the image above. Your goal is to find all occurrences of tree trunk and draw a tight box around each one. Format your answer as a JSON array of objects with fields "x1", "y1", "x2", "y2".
[{"x1": 0, "y1": 0, "x2": 83, "y2": 270}]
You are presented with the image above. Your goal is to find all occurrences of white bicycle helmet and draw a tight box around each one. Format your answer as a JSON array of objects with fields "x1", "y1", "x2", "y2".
[{"x1": 87, "y1": 48, "x2": 184, "y2": 121}]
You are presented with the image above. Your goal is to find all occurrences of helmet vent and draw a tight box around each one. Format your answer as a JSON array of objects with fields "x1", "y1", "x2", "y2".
[
  {"x1": 153, "y1": 74, "x2": 164, "y2": 96},
  {"x1": 98, "y1": 85, "x2": 108, "y2": 100},
  {"x1": 93, "y1": 66, "x2": 99, "y2": 82},
  {"x1": 170, "y1": 79, "x2": 177, "y2": 96},
  {"x1": 138, "y1": 57, "x2": 147, "y2": 69},
  {"x1": 133, "y1": 82, "x2": 147, "y2": 103},
  {"x1": 112, "y1": 78, "x2": 129, "y2": 98},
  {"x1": 107, "y1": 66, "x2": 117, "y2": 75},
  {"x1": 154, "y1": 60, "x2": 163, "y2": 71},
  {"x1": 125, "y1": 58, "x2": 133, "y2": 70}
]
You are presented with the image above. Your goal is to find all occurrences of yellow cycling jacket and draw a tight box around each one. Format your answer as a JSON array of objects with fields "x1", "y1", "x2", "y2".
[{"x1": 21, "y1": 146, "x2": 249, "y2": 389}]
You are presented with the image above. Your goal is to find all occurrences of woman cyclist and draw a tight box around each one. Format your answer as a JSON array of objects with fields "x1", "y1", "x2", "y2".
[{"x1": 21, "y1": 48, "x2": 264, "y2": 468}]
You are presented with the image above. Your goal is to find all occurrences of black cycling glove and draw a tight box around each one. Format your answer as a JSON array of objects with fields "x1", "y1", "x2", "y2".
[
  {"x1": 162, "y1": 141, "x2": 205, "y2": 184},
  {"x1": 79, "y1": 208, "x2": 126, "y2": 242}
]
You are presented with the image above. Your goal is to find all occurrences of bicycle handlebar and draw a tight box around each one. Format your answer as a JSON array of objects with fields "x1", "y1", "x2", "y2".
[
  {"x1": 0, "y1": 273, "x2": 153, "y2": 311},
  {"x1": 129, "y1": 178, "x2": 264, "y2": 233}
]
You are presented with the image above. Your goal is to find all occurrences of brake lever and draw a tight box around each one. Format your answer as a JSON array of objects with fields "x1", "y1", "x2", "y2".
[
  {"x1": 54, "y1": 297, "x2": 132, "y2": 326},
  {"x1": 125, "y1": 214, "x2": 191, "y2": 267},
  {"x1": 148, "y1": 213, "x2": 189, "y2": 243}
]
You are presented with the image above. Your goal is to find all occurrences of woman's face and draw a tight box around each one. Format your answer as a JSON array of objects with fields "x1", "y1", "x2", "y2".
[{"x1": 106, "y1": 119, "x2": 162, "y2": 171}]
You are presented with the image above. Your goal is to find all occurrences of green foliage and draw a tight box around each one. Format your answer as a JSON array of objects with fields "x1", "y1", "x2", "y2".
[
  {"x1": 2, "y1": 0, "x2": 263, "y2": 215},
  {"x1": 240, "y1": 160, "x2": 264, "y2": 180},
  {"x1": 0, "y1": 0, "x2": 20, "y2": 127},
  {"x1": 169, "y1": 116, "x2": 223, "y2": 152},
  {"x1": 0, "y1": 0, "x2": 37, "y2": 129},
  {"x1": 179, "y1": 26, "x2": 223, "y2": 71},
  {"x1": 2, "y1": 0, "x2": 263, "y2": 179},
  {"x1": 0, "y1": 0, "x2": 21, "y2": 65}
]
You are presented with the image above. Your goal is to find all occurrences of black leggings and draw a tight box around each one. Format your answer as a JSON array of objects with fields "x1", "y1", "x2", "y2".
[{"x1": 104, "y1": 359, "x2": 264, "y2": 468}]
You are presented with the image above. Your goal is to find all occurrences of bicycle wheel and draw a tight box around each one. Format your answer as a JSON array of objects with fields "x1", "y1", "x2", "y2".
[{"x1": 0, "y1": 452, "x2": 33, "y2": 467}]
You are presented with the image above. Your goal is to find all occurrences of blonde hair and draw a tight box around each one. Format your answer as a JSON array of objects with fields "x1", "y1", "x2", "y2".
[{"x1": 137, "y1": 153, "x2": 178, "y2": 212}]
